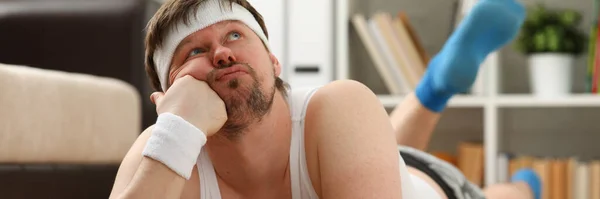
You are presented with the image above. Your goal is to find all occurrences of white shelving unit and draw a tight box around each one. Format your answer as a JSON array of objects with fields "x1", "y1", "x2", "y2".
[{"x1": 334, "y1": 0, "x2": 600, "y2": 186}]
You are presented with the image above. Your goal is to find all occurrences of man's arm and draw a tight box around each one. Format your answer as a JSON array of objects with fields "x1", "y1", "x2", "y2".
[
  {"x1": 109, "y1": 126, "x2": 187, "y2": 199},
  {"x1": 389, "y1": 93, "x2": 441, "y2": 151},
  {"x1": 110, "y1": 76, "x2": 224, "y2": 199},
  {"x1": 305, "y1": 80, "x2": 403, "y2": 199}
]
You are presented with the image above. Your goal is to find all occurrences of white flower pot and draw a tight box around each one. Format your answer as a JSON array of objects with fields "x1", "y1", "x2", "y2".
[{"x1": 528, "y1": 53, "x2": 574, "y2": 98}]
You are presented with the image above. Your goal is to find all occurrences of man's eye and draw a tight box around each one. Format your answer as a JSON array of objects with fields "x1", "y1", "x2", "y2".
[
  {"x1": 188, "y1": 48, "x2": 205, "y2": 58},
  {"x1": 228, "y1": 32, "x2": 241, "y2": 41}
]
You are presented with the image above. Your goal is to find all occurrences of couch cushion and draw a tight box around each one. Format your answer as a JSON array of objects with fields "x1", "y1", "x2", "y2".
[{"x1": 0, "y1": 63, "x2": 140, "y2": 164}]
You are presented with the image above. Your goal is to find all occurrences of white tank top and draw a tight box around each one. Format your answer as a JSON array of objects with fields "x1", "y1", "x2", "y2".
[{"x1": 196, "y1": 87, "x2": 435, "y2": 199}]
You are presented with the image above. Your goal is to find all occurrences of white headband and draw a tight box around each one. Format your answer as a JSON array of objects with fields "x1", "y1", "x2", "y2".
[{"x1": 153, "y1": 0, "x2": 270, "y2": 91}]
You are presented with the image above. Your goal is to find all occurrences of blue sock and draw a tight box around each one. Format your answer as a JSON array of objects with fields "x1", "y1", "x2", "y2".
[
  {"x1": 415, "y1": 0, "x2": 526, "y2": 112},
  {"x1": 511, "y1": 168, "x2": 541, "y2": 199}
]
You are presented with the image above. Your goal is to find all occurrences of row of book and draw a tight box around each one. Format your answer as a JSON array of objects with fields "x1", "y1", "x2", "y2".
[
  {"x1": 351, "y1": 11, "x2": 429, "y2": 95},
  {"x1": 497, "y1": 154, "x2": 600, "y2": 199},
  {"x1": 351, "y1": 9, "x2": 488, "y2": 96},
  {"x1": 430, "y1": 142, "x2": 600, "y2": 199}
]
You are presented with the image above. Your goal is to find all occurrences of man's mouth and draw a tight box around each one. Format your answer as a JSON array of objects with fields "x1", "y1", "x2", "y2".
[{"x1": 215, "y1": 64, "x2": 249, "y2": 82}]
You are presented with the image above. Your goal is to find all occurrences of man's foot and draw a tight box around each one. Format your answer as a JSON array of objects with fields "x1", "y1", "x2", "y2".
[
  {"x1": 415, "y1": 0, "x2": 526, "y2": 112},
  {"x1": 511, "y1": 168, "x2": 541, "y2": 199}
]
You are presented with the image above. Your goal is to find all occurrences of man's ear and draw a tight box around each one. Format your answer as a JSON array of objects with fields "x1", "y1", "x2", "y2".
[{"x1": 269, "y1": 53, "x2": 282, "y2": 76}]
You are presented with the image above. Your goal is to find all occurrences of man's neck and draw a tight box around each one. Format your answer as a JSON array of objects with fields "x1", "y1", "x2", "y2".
[{"x1": 205, "y1": 91, "x2": 292, "y2": 195}]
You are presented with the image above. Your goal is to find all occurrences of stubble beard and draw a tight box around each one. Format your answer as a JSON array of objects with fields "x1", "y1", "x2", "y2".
[{"x1": 207, "y1": 62, "x2": 276, "y2": 141}]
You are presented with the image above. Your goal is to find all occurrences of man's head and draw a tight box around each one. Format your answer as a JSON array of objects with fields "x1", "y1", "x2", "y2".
[{"x1": 144, "y1": 0, "x2": 288, "y2": 139}]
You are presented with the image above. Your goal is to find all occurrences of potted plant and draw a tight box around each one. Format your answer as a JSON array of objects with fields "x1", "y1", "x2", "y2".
[{"x1": 515, "y1": 4, "x2": 586, "y2": 98}]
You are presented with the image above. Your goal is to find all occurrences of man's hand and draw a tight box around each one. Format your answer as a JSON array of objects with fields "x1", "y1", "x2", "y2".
[
  {"x1": 150, "y1": 75, "x2": 227, "y2": 136},
  {"x1": 108, "y1": 76, "x2": 227, "y2": 199}
]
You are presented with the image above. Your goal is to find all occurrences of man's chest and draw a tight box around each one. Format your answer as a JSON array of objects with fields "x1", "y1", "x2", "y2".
[
  {"x1": 179, "y1": 165, "x2": 294, "y2": 199},
  {"x1": 179, "y1": 126, "x2": 323, "y2": 199}
]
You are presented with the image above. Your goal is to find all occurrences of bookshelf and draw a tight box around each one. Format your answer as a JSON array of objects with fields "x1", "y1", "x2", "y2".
[
  {"x1": 377, "y1": 95, "x2": 489, "y2": 108},
  {"x1": 379, "y1": 94, "x2": 600, "y2": 108},
  {"x1": 496, "y1": 94, "x2": 600, "y2": 107},
  {"x1": 336, "y1": 0, "x2": 600, "y2": 189}
]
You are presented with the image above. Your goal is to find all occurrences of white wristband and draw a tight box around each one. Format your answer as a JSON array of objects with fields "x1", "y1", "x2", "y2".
[{"x1": 142, "y1": 112, "x2": 207, "y2": 180}]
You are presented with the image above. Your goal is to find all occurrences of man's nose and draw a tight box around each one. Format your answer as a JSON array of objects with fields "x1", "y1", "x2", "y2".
[{"x1": 212, "y1": 45, "x2": 236, "y2": 67}]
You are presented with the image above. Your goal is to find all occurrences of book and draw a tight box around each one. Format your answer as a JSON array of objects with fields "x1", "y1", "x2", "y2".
[
  {"x1": 591, "y1": 161, "x2": 600, "y2": 199},
  {"x1": 457, "y1": 141, "x2": 484, "y2": 187},
  {"x1": 351, "y1": 11, "x2": 432, "y2": 95},
  {"x1": 397, "y1": 12, "x2": 430, "y2": 66},
  {"x1": 496, "y1": 153, "x2": 600, "y2": 199},
  {"x1": 367, "y1": 15, "x2": 411, "y2": 94},
  {"x1": 351, "y1": 14, "x2": 404, "y2": 94}
]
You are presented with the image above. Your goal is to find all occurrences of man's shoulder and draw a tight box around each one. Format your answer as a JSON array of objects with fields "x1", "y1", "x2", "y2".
[
  {"x1": 303, "y1": 79, "x2": 384, "y2": 133},
  {"x1": 142, "y1": 124, "x2": 155, "y2": 136},
  {"x1": 319, "y1": 79, "x2": 372, "y2": 93},
  {"x1": 308, "y1": 79, "x2": 378, "y2": 110},
  {"x1": 299, "y1": 79, "x2": 379, "y2": 197},
  {"x1": 302, "y1": 79, "x2": 390, "y2": 140}
]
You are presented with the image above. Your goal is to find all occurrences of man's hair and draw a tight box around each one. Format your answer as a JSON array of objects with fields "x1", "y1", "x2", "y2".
[{"x1": 144, "y1": 0, "x2": 288, "y2": 93}]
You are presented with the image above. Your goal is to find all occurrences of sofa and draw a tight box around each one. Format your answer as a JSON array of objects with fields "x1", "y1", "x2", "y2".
[
  {"x1": 0, "y1": 0, "x2": 156, "y2": 129},
  {"x1": 0, "y1": 63, "x2": 140, "y2": 198},
  {"x1": 0, "y1": 0, "x2": 152, "y2": 198}
]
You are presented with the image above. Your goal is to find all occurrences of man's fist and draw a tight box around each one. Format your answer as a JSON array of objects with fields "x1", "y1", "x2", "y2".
[{"x1": 150, "y1": 75, "x2": 227, "y2": 136}]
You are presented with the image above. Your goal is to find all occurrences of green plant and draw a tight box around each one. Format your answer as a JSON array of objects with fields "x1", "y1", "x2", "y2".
[{"x1": 515, "y1": 4, "x2": 587, "y2": 55}]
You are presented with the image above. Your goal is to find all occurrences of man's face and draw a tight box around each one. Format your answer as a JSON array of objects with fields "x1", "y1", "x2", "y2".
[{"x1": 167, "y1": 20, "x2": 281, "y2": 139}]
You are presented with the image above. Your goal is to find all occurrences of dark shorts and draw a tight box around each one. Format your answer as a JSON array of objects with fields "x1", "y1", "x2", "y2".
[{"x1": 398, "y1": 146, "x2": 486, "y2": 199}]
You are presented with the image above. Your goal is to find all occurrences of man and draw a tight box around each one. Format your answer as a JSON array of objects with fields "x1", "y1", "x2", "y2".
[{"x1": 109, "y1": 0, "x2": 541, "y2": 198}]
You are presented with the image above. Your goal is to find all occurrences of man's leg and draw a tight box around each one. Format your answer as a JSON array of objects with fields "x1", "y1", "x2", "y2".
[
  {"x1": 484, "y1": 169, "x2": 541, "y2": 199},
  {"x1": 483, "y1": 182, "x2": 532, "y2": 199},
  {"x1": 391, "y1": 0, "x2": 526, "y2": 149},
  {"x1": 414, "y1": 0, "x2": 526, "y2": 112},
  {"x1": 391, "y1": 0, "x2": 532, "y2": 197}
]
